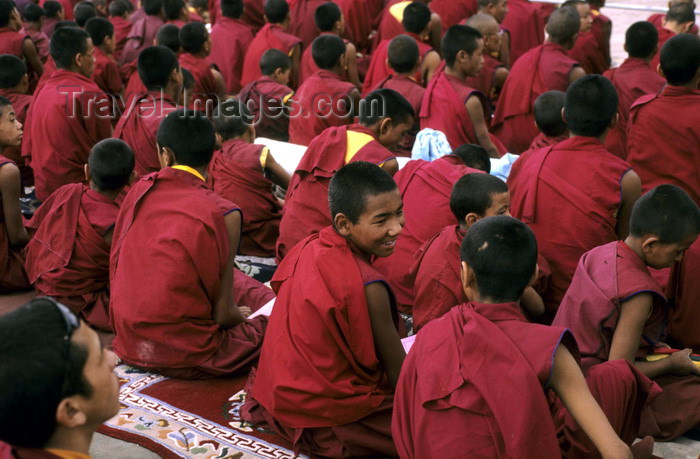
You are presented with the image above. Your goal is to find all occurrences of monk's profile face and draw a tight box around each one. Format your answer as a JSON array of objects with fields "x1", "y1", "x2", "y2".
[
  {"x1": 0, "y1": 105, "x2": 23, "y2": 148},
  {"x1": 378, "y1": 118, "x2": 413, "y2": 151},
  {"x1": 483, "y1": 22, "x2": 502, "y2": 54},
  {"x1": 491, "y1": 0, "x2": 508, "y2": 23},
  {"x1": 463, "y1": 39, "x2": 485, "y2": 77},
  {"x1": 575, "y1": 3, "x2": 593, "y2": 32},
  {"x1": 77, "y1": 38, "x2": 96, "y2": 78},
  {"x1": 483, "y1": 192, "x2": 511, "y2": 218},
  {"x1": 644, "y1": 233, "x2": 697, "y2": 269},
  {"x1": 344, "y1": 190, "x2": 404, "y2": 258}
]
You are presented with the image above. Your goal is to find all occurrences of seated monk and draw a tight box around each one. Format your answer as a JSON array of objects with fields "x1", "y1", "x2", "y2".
[
  {"x1": 73, "y1": 2, "x2": 97, "y2": 28},
  {"x1": 208, "y1": 0, "x2": 254, "y2": 94},
  {"x1": 287, "y1": 0, "x2": 325, "y2": 50},
  {"x1": 649, "y1": 3, "x2": 695, "y2": 71},
  {"x1": 85, "y1": 17, "x2": 123, "y2": 108},
  {"x1": 393, "y1": 216, "x2": 658, "y2": 458},
  {"x1": 209, "y1": 99, "x2": 291, "y2": 257},
  {"x1": 0, "y1": 55, "x2": 32, "y2": 185},
  {"x1": 119, "y1": 0, "x2": 164, "y2": 65},
  {"x1": 23, "y1": 3, "x2": 50, "y2": 63},
  {"x1": 333, "y1": 0, "x2": 383, "y2": 52},
  {"x1": 647, "y1": 0, "x2": 698, "y2": 34},
  {"x1": 110, "y1": 109, "x2": 268, "y2": 379},
  {"x1": 122, "y1": 24, "x2": 181, "y2": 98},
  {"x1": 470, "y1": 0, "x2": 510, "y2": 68},
  {"x1": 25, "y1": 139, "x2": 136, "y2": 331},
  {"x1": 524, "y1": 90, "x2": 568, "y2": 152},
  {"x1": 508, "y1": 75, "x2": 641, "y2": 319},
  {"x1": 464, "y1": 13, "x2": 508, "y2": 108},
  {"x1": 420, "y1": 25, "x2": 507, "y2": 157},
  {"x1": 0, "y1": 95, "x2": 30, "y2": 292},
  {"x1": 500, "y1": 0, "x2": 544, "y2": 65},
  {"x1": 288, "y1": 34, "x2": 359, "y2": 146},
  {"x1": 554, "y1": 185, "x2": 700, "y2": 441},
  {"x1": 565, "y1": 0, "x2": 608, "y2": 75},
  {"x1": 242, "y1": 162, "x2": 406, "y2": 457},
  {"x1": 589, "y1": 0, "x2": 612, "y2": 69},
  {"x1": 492, "y1": 6, "x2": 585, "y2": 153},
  {"x1": 108, "y1": 0, "x2": 133, "y2": 63},
  {"x1": 42, "y1": 0, "x2": 65, "y2": 37},
  {"x1": 0, "y1": 0, "x2": 43, "y2": 78},
  {"x1": 411, "y1": 172, "x2": 545, "y2": 332},
  {"x1": 163, "y1": 0, "x2": 189, "y2": 27},
  {"x1": 277, "y1": 89, "x2": 413, "y2": 259},
  {"x1": 178, "y1": 21, "x2": 226, "y2": 112}
]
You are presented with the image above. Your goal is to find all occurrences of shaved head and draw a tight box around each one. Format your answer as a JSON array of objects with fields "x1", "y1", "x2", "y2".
[
  {"x1": 465, "y1": 13, "x2": 499, "y2": 35},
  {"x1": 546, "y1": 6, "x2": 580, "y2": 45}
]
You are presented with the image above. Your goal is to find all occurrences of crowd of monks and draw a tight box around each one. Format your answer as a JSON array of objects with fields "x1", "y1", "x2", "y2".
[{"x1": 0, "y1": 0, "x2": 699, "y2": 455}]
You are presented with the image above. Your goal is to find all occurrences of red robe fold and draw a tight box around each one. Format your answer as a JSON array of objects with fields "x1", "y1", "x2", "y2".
[
  {"x1": 429, "y1": 0, "x2": 478, "y2": 29},
  {"x1": 567, "y1": 30, "x2": 608, "y2": 75},
  {"x1": 507, "y1": 137, "x2": 631, "y2": 315},
  {"x1": 493, "y1": 41, "x2": 579, "y2": 153},
  {"x1": 277, "y1": 124, "x2": 396, "y2": 259},
  {"x1": 109, "y1": 15, "x2": 133, "y2": 63},
  {"x1": 178, "y1": 52, "x2": 218, "y2": 110},
  {"x1": 39, "y1": 0, "x2": 73, "y2": 20},
  {"x1": 372, "y1": 74, "x2": 424, "y2": 156},
  {"x1": 362, "y1": 33, "x2": 432, "y2": 95},
  {"x1": 0, "y1": 27, "x2": 25, "y2": 57},
  {"x1": 208, "y1": 17, "x2": 255, "y2": 94},
  {"x1": 110, "y1": 167, "x2": 268, "y2": 378},
  {"x1": 334, "y1": 0, "x2": 382, "y2": 51},
  {"x1": 420, "y1": 68, "x2": 507, "y2": 155},
  {"x1": 41, "y1": 17, "x2": 59, "y2": 37},
  {"x1": 0, "y1": 155, "x2": 29, "y2": 292},
  {"x1": 590, "y1": 8, "x2": 611, "y2": 68},
  {"x1": 288, "y1": 0, "x2": 326, "y2": 50},
  {"x1": 501, "y1": 0, "x2": 545, "y2": 64},
  {"x1": 208, "y1": 139, "x2": 282, "y2": 257},
  {"x1": 240, "y1": 23, "x2": 301, "y2": 87},
  {"x1": 92, "y1": 47, "x2": 123, "y2": 96},
  {"x1": 650, "y1": 27, "x2": 675, "y2": 72},
  {"x1": 25, "y1": 183, "x2": 118, "y2": 330},
  {"x1": 243, "y1": 226, "x2": 397, "y2": 456},
  {"x1": 375, "y1": 0, "x2": 411, "y2": 48},
  {"x1": 666, "y1": 240, "x2": 700, "y2": 350},
  {"x1": 287, "y1": 69, "x2": 356, "y2": 146},
  {"x1": 119, "y1": 15, "x2": 165, "y2": 66},
  {"x1": 526, "y1": 131, "x2": 568, "y2": 152},
  {"x1": 25, "y1": 26, "x2": 49, "y2": 63},
  {"x1": 24, "y1": 69, "x2": 112, "y2": 201},
  {"x1": 238, "y1": 75, "x2": 293, "y2": 141},
  {"x1": 373, "y1": 155, "x2": 482, "y2": 313}
]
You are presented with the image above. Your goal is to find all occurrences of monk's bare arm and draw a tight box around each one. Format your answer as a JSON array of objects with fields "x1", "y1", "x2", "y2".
[
  {"x1": 520, "y1": 286, "x2": 544, "y2": 317},
  {"x1": 211, "y1": 67, "x2": 227, "y2": 99},
  {"x1": 615, "y1": 169, "x2": 641, "y2": 240},
  {"x1": 365, "y1": 281, "x2": 405, "y2": 388},
  {"x1": 0, "y1": 163, "x2": 29, "y2": 247},
  {"x1": 264, "y1": 151, "x2": 291, "y2": 188},
  {"x1": 214, "y1": 210, "x2": 248, "y2": 328},
  {"x1": 428, "y1": 13, "x2": 443, "y2": 54},
  {"x1": 465, "y1": 95, "x2": 500, "y2": 158},
  {"x1": 568, "y1": 65, "x2": 586, "y2": 84},
  {"x1": 550, "y1": 345, "x2": 633, "y2": 459},
  {"x1": 493, "y1": 67, "x2": 509, "y2": 93},
  {"x1": 22, "y1": 38, "x2": 43, "y2": 77},
  {"x1": 345, "y1": 43, "x2": 362, "y2": 90},
  {"x1": 379, "y1": 158, "x2": 399, "y2": 176},
  {"x1": 499, "y1": 33, "x2": 510, "y2": 68},
  {"x1": 609, "y1": 294, "x2": 700, "y2": 378},
  {"x1": 421, "y1": 50, "x2": 441, "y2": 84},
  {"x1": 290, "y1": 44, "x2": 302, "y2": 88}
]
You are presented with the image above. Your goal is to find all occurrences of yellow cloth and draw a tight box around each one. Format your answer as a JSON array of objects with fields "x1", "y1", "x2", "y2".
[
  {"x1": 282, "y1": 92, "x2": 294, "y2": 104},
  {"x1": 259, "y1": 146, "x2": 270, "y2": 169},
  {"x1": 345, "y1": 130, "x2": 375, "y2": 164},
  {"x1": 46, "y1": 449, "x2": 91, "y2": 459},
  {"x1": 389, "y1": 0, "x2": 411, "y2": 23},
  {"x1": 172, "y1": 165, "x2": 205, "y2": 181},
  {"x1": 644, "y1": 354, "x2": 700, "y2": 367}
]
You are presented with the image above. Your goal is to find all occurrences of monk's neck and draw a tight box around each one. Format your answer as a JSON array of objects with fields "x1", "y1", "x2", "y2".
[
  {"x1": 99, "y1": 45, "x2": 113, "y2": 57},
  {"x1": 664, "y1": 22, "x2": 684, "y2": 34},
  {"x1": 45, "y1": 426, "x2": 93, "y2": 456},
  {"x1": 90, "y1": 184, "x2": 121, "y2": 201},
  {"x1": 569, "y1": 132, "x2": 606, "y2": 143},
  {"x1": 623, "y1": 237, "x2": 647, "y2": 263},
  {"x1": 444, "y1": 65, "x2": 467, "y2": 81}
]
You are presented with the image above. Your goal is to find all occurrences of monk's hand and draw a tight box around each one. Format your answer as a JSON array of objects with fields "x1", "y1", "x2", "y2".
[
  {"x1": 238, "y1": 306, "x2": 252, "y2": 318},
  {"x1": 667, "y1": 349, "x2": 700, "y2": 376},
  {"x1": 600, "y1": 442, "x2": 633, "y2": 459}
]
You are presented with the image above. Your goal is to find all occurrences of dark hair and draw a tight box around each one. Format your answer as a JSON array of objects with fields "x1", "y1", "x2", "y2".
[
  {"x1": 156, "y1": 109, "x2": 216, "y2": 167},
  {"x1": 50, "y1": 27, "x2": 89, "y2": 69},
  {"x1": 73, "y1": 1, "x2": 97, "y2": 27},
  {"x1": 44, "y1": 0, "x2": 63, "y2": 18},
  {"x1": 314, "y1": 1, "x2": 340, "y2": 31},
  {"x1": 213, "y1": 98, "x2": 253, "y2": 139},
  {"x1": 388, "y1": 34, "x2": 419, "y2": 74},
  {"x1": 137, "y1": 45, "x2": 179, "y2": 90},
  {"x1": 452, "y1": 144, "x2": 491, "y2": 173},
  {"x1": 143, "y1": 0, "x2": 164, "y2": 15},
  {"x1": 625, "y1": 21, "x2": 658, "y2": 59},
  {"x1": 0, "y1": 0, "x2": 14, "y2": 27},
  {"x1": 546, "y1": 6, "x2": 580, "y2": 44},
  {"x1": 534, "y1": 90, "x2": 567, "y2": 136},
  {"x1": 182, "y1": 67, "x2": 194, "y2": 88},
  {"x1": 163, "y1": 0, "x2": 184, "y2": 19},
  {"x1": 328, "y1": 161, "x2": 398, "y2": 223},
  {"x1": 0, "y1": 299, "x2": 92, "y2": 448},
  {"x1": 450, "y1": 172, "x2": 508, "y2": 221},
  {"x1": 89, "y1": 138, "x2": 135, "y2": 190},
  {"x1": 179, "y1": 21, "x2": 208, "y2": 53},
  {"x1": 23, "y1": 3, "x2": 45, "y2": 22},
  {"x1": 666, "y1": 2, "x2": 695, "y2": 23},
  {"x1": 156, "y1": 23, "x2": 181, "y2": 52},
  {"x1": 311, "y1": 33, "x2": 345, "y2": 69},
  {"x1": 108, "y1": 0, "x2": 129, "y2": 16},
  {"x1": 54, "y1": 19, "x2": 78, "y2": 29},
  {"x1": 560, "y1": 0, "x2": 586, "y2": 8},
  {"x1": 359, "y1": 88, "x2": 415, "y2": 127},
  {"x1": 442, "y1": 25, "x2": 483, "y2": 67},
  {"x1": 460, "y1": 216, "x2": 537, "y2": 302},
  {"x1": 0, "y1": 95, "x2": 11, "y2": 108},
  {"x1": 85, "y1": 17, "x2": 113, "y2": 46},
  {"x1": 660, "y1": 33, "x2": 700, "y2": 85},
  {"x1": 564, "y1": 75, "x2": 617, "y2": 137},
  {"x1": 402, "y1": 1, "x2": 431, "y2": 33},
  {"x1": 629, "y1": 184, "x2": 700, "y2": 243},
  {"x1": 477, "y1": 0, "x2": 502, "y2": 7},
  {"x1": 260, "y1": 47, "x2": 290, "y2": 75},
  {"x1": 264, "y1": 0, "x2": 288, "y2": 23},
  {"x1": 0, "y1": 54, "x2": 27, "y2": 88},
  {"x1": 221, "y1": 0, "x2": 243, "y2": 18}
]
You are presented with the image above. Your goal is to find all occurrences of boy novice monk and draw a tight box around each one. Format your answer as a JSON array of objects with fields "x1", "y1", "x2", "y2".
[
  {"x1": 0, "y1": 0, "x2": 43, "y2": 78},
  {"x1": 85, "y1": 17, "x2": 123, "y2": 102},
  {"x1": 178, "y1": 21, "x2": 226, "y2": 111},
  {"x1": 25, "y1": 139, "x2": 134, "y2": 331},
  {"x1": 420, "y1": 25, "x2": 507, "y2": 158},
  {"x1": 524, "y1": 89, "x2": 568, "y2": 152},
  {"x1": 393, "y1": 216, "x2": 658, "y2": 458},
  {"x1": 553, "y1": 185, "x2": 700, "y2": 441},
  {"x1": 0, "y1": 55, "x2": 32, "y2": 185},
  {"x1": 242, "y1": 161, "x2": 405, "y2": 457},
  {"x1": 463, "y1": 13, "x2": 508, "y2": 108},
  {"x1": 276, "y1": 88, "x2": 413, "y2": 259},
  {"x1": 110, "y1": 109, "x2": 268, "y2": 379},
  {"x1": 208, "y1": 0, "x2": 254, "y2": 94}
]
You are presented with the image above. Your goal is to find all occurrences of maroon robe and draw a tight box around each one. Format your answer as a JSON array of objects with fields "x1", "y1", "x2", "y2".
[
  {"x1": 554, "y1": 241, "x2": 700, "y2": 440},
  {"x1": 567, "y1": 30, "x2": 608, "y2": 75},
  {"x1": 288, "y1": 0, "x2": 326, "y2": 50},
  {"x1": 41, "y1": 16, "x2": 59, "y2": 38},
  {"x1": 361, "y1": 34, "x2": 432, "y2": 95},
  {"x1": 299, "y1": 31, "x2": 350, "y2": 84},
  {"x1": 25, "y1": 183, "x2": 118, "y2": 331},
  {"x1": 240, "y1": 23, "x2": 301, "y2": 87},
  {"x1": 372, "y1": 74, "x2": 424, "y2": 156},
  {"x1": 119, "y1": 14, "x2": 165, "y2": 65},
  {"x1": 650, "y1": 27, "x2": 675, "y2": 72},
  {"x1": 39, "y1": 0, "x2": 73, "y2": 20},
  {"x1": 507, "y1": 137, "x2": 631, "y2": 315},
  {"x1": 178, "y1": 52, "x2": 218, "y2": 110},
  {"x1": 24, "y1": 69, "x2": 112, "y2": 201},
  {"x1": 602, "y1": 57, "x2": 665, "y2": 159},
  {"x1": 208, "y1": 139, "x2": 282, "y2": 257},
  {"x1": 501, "y1": 0, "x2": 545, "y2": 64},
  {"x1": 242, "y1": 226, "x2": 398, "y2": 457},
  {"x1": 287, "y1": 69, "x2": 356, "y2": 146},
  {"x1": 374, "y1": 0, "x2": 411, "y2": 48},
  {"x1": 0, "y1": 89, "x2": 31, "y2": 170},
  {"x1": 493, "y1": 41, "x2": 580, "y2": 153},
  {"x1": 373, "y1": 156, "x2": 482, "y2": 313},
  {"x1": 526, "y1": 131, "x2": 568, "y2": 152},
  {"x1": 238, "y1": 75, "x2": 293, "y2": 141},
  {"x1": 590, "y1": 8, "x2": 611, "y2": 68},
  {"x1": 110, "y1": 167, "x2": 268, "y2": 379},
  {"x1": 0, "y1": 155, "x2": 29, "y2": 292},
  {"x1": 666, "y1": 240, "x2": 700, "y2": 350},
  {"x1": 429, "y1": 0, "x2": 478, "y2": 29},
  {"x1": 109, "y1": 15, "x2": 133, "y2": 63},
  {"x1": 334, "y1": 0, "x2": 382, "y2": 51},
  {"x1": 93, "y1": 47, "x2": 123, "y2": 96},
  {"x1": 25, "y1": 26, "x2": 49, "y2": 63},
  {"x1": 276, "y1": 124, "x2": 396, "y2": 259},
  {"x1": 122, "y1": 68, "x2": 148, "y2": 102},
  {"x1": 465, "y1": 52, "x2": 505, "y2": 105},
  {"x1": 394, "y1": 300, "x2": 658, "y2": 457},
  {"x1": 210, "y1": 0, "x2": 265, "y2": 31},
  {"x1": 208, "y1": 16, "x2": 255, "y2": 94},
  {"x1": 0, "y1": 27, "x2": 25, "y2": 58}
]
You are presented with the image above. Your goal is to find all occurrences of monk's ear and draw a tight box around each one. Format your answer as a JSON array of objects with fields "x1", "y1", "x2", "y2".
[
  {"x1": 460, "y1": 261, "x2": 476, "y2": 301},
  {"x1": 56, "y1": 396, "x2": 87, "y2": 430},
  {"x1": 333, "y1": 212, "x2": 352, "y2": 236},
  {"x1": 657, "y1": 62, "x2": 664, "y2": 78},
  {"x1": 464, "y1": 212, "x2": 480, "y2": 228},
  {"x1": 378, "y1": 117, "x2": 392, "y2": 137},
  {"x1": 157, "y1": 144, "x2": 175, "y2": 168},
  {"x1": 560, "y1": 107, "x2": 567, "y2": 125},
  {"x1": 214, "y1": 132, "x2": 224, "y2": 149},
  {"x1": 528, "y1": 264, "x2": 539, "y2": 287},
  {"x1": 84, "y1": 164, "x2": 90, "y2": 183},
  {"x1": 641, "y1": 236, "x2": 660, "y2": 253},
  {"x1": 129, "y1": 170, "x2": 138, "y2": 185}
]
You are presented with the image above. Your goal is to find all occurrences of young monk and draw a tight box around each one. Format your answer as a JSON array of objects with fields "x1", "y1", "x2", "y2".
[
  {"x1": 0, "y1": 95, "x2": 30, "y2": 292},
  {"x1": 420, "y1": 25, "x2": 507, "y2": 157},
  {"x1": 73, "y1": 1, "x2": 97, "y2": 27},
  {"x1": 508, "y1": 75, "x2": 641, "y2": 318},
  {"x1": 242, "y1": 161, "x2": 405, "y2": 457},
  {"x1": 0, "y1": 55, "x2": 31, "y2": 180},
  {"x1": 119, "y1": 0, "x2": 164, "y2": 65},
  {"x1": 42, "y1": 0, "x2": 65, "y2": 37},
  {"x1": 649, "y1": 2, "x2": 695, "y2": 71},
  {"x1": 240, "y1": 0, "x2": 301, "y2": 87},
  {"x1": 108, "y1": 0, "x2": 133, "y2": 63},
  {"x1": 647, "y1": 0, "x2": 698, "y2": 34},
  {"x1": 85, "y1": 17, "x2": 123, "y2": 100},
  {"x1": 554, "y1": 184, "x2": 700, "y2": 441},
  {"x1": 492, "y1": 6, "x2": 585, "y2": 153},
  {"x1": 0, "y1": 0, "x2": 43, "y2": 78},
  {"x1": 178, "y1": 21, "x2": 225, "y2": 112},
  {"x1": 238, "y1": 49, "x2": 294, "y2": 141},
  {"x1": 209, "y1": 99, "x2": 290, "y2": 258},
  {"x1": 115, "y1": 46, "x2": 182, "y2": 175},
  {"x1": 626, "y1": 33, "x2": 700, "y2": 351},
  {"x1": 110, "y1": 109, "x2": 268, "y2": 379},
  {"x1": 25, "y1": 26, "x2": 112, "y2": 202},
  {"x1": 474, "y1": 0, "x2": 510, "y2": 67},
  {"x1": 393, "y1": 215, "x2": 658, "y2": 458},
  {"x1": 164, "y1": 0, "x2": 188, "y2": 26},
  {"x1": 23, "y1": 3, "x2": 49, "y2": 63},
  {"x1": 208, "y1": 0, "x2": 254, "y2": 94},
  {"x1": 525, "y1": 89, "x2": 568, "y2": 152},
  {"x1": 288, "y1": 34, "x2": 359, "y2": 146},
  {"x1": 565, "y1": 0, "x2": 608, "y2": 74},
  {"x1": 122, "y1": 24, "x2": 180, "y2": 98},
  {"x1": 603, "y1": 22, "x2": 665, "y2": 159},
  {"x1": 588, "y1": 0, "x2": 612, "y2": 69},
  {"x1": 277, "y1": 89, "x2": 412, "y2": 259},
  {"x1": 25, "y1": 139, "x2": 135, "y2": 331},
  {"x1": 464, "y1": 13, "x2": 508, "y2": 107}
]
